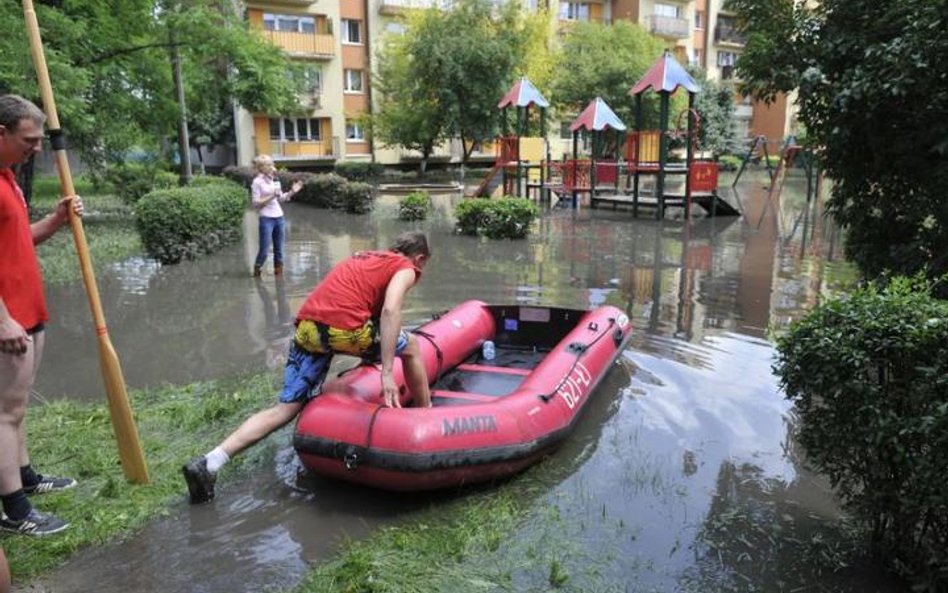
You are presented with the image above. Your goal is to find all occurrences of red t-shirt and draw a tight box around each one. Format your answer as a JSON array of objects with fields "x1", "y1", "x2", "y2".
[
  {"x1": 0, "y1": 168, "x2": 48, "y2": 330},
  {"x1": 297, "y1": 250, "x2": 420, "y2": 329}
]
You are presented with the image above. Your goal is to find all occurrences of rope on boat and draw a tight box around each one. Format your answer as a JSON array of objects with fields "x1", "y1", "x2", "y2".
[{"x1": 538, "y1": 317, "x2": 618, "y2": 403}]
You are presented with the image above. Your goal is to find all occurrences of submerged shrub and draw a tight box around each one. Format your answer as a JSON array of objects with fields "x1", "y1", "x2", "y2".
[
  {"x1": 455, "y1": 197, "x2": 538, "y2": 239},
  {"x1": 342, "y1": 181, "x2": 374, "y2": 214},
  {"x1": 335, "y1": 161, "x2": 384, "y2": 182},
  {"x1": 398, "y1": 191, "x2": 431, "y2": 221},
  {"x1": 135, "y1": 180, "x2": 246, "y2": 264},
  {"x1": 774, "y1": 276, "x2": 948, "y2": 590},
  {"x1": 102, "y1": 163, "x2": 176, "y2": 205}
]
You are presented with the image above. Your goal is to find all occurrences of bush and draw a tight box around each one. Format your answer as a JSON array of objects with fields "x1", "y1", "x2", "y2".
[
  {"x1": 189, "y1": 174, "x2": 236, "y2": 188},
  {"x1": 134, "y1": 180, "x2": 246, "y2": 264},
  {"x1": 335, "y1": 161, "x2": 384, "y2": 182},
  {"x1": 774, "y1": 276, "x2": 948, "y2": 590},
  {"x1": 221, "y1": 165, "x2": 256, "y2": 188},
  {"x1": 455, "y1": 197, "x2": 538, "y2": 239},
  {"x1": 398, "y1": 191, "x2": 431, "y2": 221},
  {"x1": 341, "y1": 181, "x2": 374, "y2": 214},
  {"x1": 293, "y1": 172, "x2": 346, "y2": 209},
  {"x1": 717, "y1": 154, "x2": 742, "y2": 172},
  {"x1": 103, "y1": 163, "x2": 176, "y2": 205}
]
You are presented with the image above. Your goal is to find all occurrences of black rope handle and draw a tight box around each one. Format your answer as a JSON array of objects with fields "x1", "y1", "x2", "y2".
[{"x1": 538, "y1": 317, "x2": 617, "y2": 403}]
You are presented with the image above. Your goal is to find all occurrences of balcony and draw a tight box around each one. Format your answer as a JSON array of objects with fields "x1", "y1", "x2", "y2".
[
  {"x1": 734, "y1": 103, "x2": 753, "y2": 119},
  {"x1": 647, "y1": 15, "x2": 689, "y2": 39},
  {"x1": 720, "y1": 65, "x2": 739, "y2": 82},
  {"x1": 379, "y1": 0, "x2": 452, "y2": 14},
  {"x1": 270, "y1": 137, "x2": 339, "y2": 160},
  {"x1": 260, "y1": 31, "x2": 334, "y2": 58},
  {"x1": 714, "y1": 23, "x2": 746, "y2": 46}
]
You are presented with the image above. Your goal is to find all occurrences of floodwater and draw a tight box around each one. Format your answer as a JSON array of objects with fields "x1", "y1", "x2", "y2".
[{"x1": 31, "y1": 171, "x2": 905, "y2": 592}]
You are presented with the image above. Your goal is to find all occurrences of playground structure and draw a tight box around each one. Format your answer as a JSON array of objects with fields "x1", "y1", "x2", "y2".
[
  {"x1": 469, "y1": 77, "x2": 549, "y2": 198},
  {"x1": 473, "y1": 53, "x2": 740, "y2": 219}
]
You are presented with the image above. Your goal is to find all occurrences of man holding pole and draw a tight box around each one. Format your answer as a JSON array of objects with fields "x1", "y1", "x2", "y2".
[{"x1": 0, "y1": 94, "x2": 82, "y2": 536}]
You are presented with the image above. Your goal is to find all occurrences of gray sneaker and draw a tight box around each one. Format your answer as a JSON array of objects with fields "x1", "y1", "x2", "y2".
[
  {"x1": 182, "y1": 456, "x2": 216, "y2": 504},
  {"x1": 0, "y1": 509, "x2": 70, "y2": 536},
  {"x1": 23, "y1": 475, "x2": 77, "y2": 495}
]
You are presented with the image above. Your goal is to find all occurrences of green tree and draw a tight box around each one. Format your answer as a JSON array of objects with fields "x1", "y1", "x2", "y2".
[
  {"x1": 688, "y1": 67, "x2": 740, "y2": 157},
  {"x1": 372, "y1": 0, "x2": 537, "y2": 169},
  {"x1": 728, "y1": 0, "x2": 948, "y2": 286},
  {"x1": 549, "y1": 21, "x2": 668, "y2": 127},
  {"x1": 0, "y1": 0, "x2": 301, "y2": 170},
  {"x1": 372, "y1": 16, "x2": 449, "y2": 173}
]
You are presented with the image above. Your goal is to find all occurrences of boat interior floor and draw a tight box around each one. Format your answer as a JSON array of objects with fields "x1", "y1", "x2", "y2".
[{"x1": 431, "y1": 346, "x2": 548, "y2": 407}]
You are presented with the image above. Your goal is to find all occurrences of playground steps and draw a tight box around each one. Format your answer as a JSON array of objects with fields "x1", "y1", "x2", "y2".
[{"x1": 590, "y1": 191, "x2": 740, "y2": 217}]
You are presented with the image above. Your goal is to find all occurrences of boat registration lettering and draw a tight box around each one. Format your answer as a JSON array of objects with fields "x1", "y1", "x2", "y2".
[
  {"x1": 557, "y1": 362, "x2": 592, "y2": 409},
  {"x1": 442, "y1": 415, "x2": 498, "y2": 437}
]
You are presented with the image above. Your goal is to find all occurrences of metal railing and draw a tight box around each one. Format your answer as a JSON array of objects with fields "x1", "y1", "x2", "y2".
[
  {"x1": 647, "y1": 15, "x2": 690, "y2": 39},
  {"x1": 714, "y1": 23, "x2": 746, "y2": 45},
  {"x1": 269, "y1": 137, "x2": 338, "y2": 159}
]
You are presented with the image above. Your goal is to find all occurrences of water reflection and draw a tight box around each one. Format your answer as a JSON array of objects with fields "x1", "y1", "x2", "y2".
[{"x1": 35, "y1": 171, "x2": 896, "y2": 593}]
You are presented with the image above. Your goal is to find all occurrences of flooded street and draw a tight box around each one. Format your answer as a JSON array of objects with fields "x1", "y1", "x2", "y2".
[{"x1": 33, "y1": 171, "x2": 903, "y2": 592}]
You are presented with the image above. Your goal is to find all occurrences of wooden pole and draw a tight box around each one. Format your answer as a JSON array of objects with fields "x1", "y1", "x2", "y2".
[{"x1": 22, "y1": 0, "x2": 150, "y2": 484}]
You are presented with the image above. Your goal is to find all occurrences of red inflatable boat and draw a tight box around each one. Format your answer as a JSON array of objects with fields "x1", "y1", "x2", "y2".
[{"x1": 293, "y1": 301, "x2": 631, "y2": 491}]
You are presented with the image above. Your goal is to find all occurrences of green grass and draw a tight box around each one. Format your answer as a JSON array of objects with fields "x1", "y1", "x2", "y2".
[
  {"x1": 3, "y1": 372, "x2": 279, "y2": 581},
  {"x1": 30, "y1": 174, "x2": 143, "y2": 286},
  {"x1": 35, "y1": 222, "x2": 143, "y2": 286}
]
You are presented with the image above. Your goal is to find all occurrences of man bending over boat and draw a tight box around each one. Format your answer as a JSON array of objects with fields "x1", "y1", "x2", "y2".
[{"x1": 182, "y1": 231, "x2": 433, "y2": 504}]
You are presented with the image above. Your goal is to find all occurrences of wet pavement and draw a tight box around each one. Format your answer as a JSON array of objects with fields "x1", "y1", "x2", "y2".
[{"x1": 31, "y1": 171, "x2": 905, "y2": 592}]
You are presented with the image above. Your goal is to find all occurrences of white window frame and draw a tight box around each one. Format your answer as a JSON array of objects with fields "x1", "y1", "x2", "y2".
[
  {"x1": 717, "y1": 51, "x2": 738, "y2": 67},
  {"x1": 346, "y1": 120, "x2": 365, "y2": 141},
  {"x1": 342, "y1": 19, "x2": 362, "y2": 44},
  {"x1": 269, "y1": 117, "x2": 323, "y2": 142},
  {"x1": 263, "y1": 13, "x2": 316, "y2": 34},
  {"x1": 344, "y1": 69, "x2": 364, "y2": 93},
  {"x1": 558, "y1": 2, "x2": 590, "y2": 21},
  {"x1": 653, "y1": 3, "x2": 680, "y2": 18}
]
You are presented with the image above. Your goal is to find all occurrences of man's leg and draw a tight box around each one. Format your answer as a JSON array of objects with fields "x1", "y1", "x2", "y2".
[
  {"x1": 16, "y1": 332, "x2": 75, "y2": 494},
  {"x1": 399, "y1": 334, "x2": 431, "y2": 408},
  {"x1": 0, "y1": 334, "x2": 68, "y2": 535},
  {"x1": 0, "y1": 338, "x2": 33, "y2": 506},
  {"x1": 183, "y1": 342, "x2": 330, "y2": 503}
]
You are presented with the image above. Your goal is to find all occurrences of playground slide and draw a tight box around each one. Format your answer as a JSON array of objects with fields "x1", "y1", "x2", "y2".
[{"x1": 469, "y1": 163, "x2": 503, "y2": 198}]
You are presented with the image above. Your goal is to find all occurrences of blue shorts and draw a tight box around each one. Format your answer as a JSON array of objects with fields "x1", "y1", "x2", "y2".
[{"x1": 279, "y1": 330, "x2": 410, "y2": 404}]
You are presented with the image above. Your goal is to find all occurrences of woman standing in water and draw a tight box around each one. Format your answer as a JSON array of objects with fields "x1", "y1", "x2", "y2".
[{"x1": 251, "y1": 154, "x2": 302, "y2": 277}]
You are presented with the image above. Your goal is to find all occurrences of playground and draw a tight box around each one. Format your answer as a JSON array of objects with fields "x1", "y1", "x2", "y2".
[{"x1": 469, "y1": 52, "x2": 817, "y2": 221}]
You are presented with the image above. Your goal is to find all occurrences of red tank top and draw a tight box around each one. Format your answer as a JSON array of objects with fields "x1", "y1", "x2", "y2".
[
  {"x1": 297, "y1": 251, "x2": 420, "y2": 329},
  {"x1": 0, "y1": 168, "x2": 48, "y2": 330}
]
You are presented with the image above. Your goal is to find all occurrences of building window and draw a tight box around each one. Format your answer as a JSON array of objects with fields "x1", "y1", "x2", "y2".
[
  {"x1": 344, "y1": 69, "x2": 364, "y2": 93},
  {"x1": 560, "y1": 121, "x2": 573, "y2": 139},
  {"x1": 269, "y1": 117, "x2": 323, "y2": 141},
  {"x1": 653, "y1": 3, "x2": 680, "y2": 18},
  {"x1": 717, "y1": 51, "x2": 738, "y2": 67},
  {"x1": 558, "y1": 2, "x2": 589, "y2": 21},
  {"x1": 300, "y1": 66, "x2": 322, "y2": 94},
  {"x1": 263, "y1": 13, "x2": 316, "y2": 34},
  {"x1": 342, "y1": 19, "x2": 362, "y2": 44},
  {"x1": 694, "y1": 10, "x2": 704, "y2": 29},
  {"x1": 385, "y1": 22, "x2": 405, "y2": 35},
  {"x1": 346, "y1": 120, "x2": 365, "y2": 141},
  {"x1": 692, "y1": 48, "x2": 704, "y2": 67}
]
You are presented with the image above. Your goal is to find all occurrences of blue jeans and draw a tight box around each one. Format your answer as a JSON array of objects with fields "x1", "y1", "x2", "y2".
[{"x1": 255, "y1": 216, "x2": 285, "y2": 268}]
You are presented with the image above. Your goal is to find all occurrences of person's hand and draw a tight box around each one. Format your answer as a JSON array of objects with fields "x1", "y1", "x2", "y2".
[
  {"x1": 54, "y1": 194, "x2": 84, "y2": 224},
  {"x1": 0, "y1": 316, "x2": 29, "y2": 355},
  {"x1": 289, "y1": 180, "x2": 303, "y2": 199},
  {"x1": 381, "y1": 372, "x2": 401, "y2": 408}
]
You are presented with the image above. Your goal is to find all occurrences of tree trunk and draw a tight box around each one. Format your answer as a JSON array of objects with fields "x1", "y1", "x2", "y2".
[{"x1": 16, "y1": 155, "x2": 35, "y2": 207}]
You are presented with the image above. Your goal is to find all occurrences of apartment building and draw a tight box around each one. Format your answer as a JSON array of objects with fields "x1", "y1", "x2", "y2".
[
  {"x1": 234, "y1": 0, "x2": 373, "y2": 167},
  {"x1": 234, "y1": 0, "x2": 795, "y2": 168}
]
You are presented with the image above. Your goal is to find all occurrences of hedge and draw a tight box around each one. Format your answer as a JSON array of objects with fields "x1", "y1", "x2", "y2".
[
  {"x1": 774, "y1": 276, "x2": 948, "y2": 591},
  {"x1": 134, "y1": 181, "x2": 246, "y2": 264},
  {"x1": 398, "y1": 191, "x2": 431, "y2": 221},
  {"x1": 455, "y1": 197, "x2": 538, "y2": 239}
]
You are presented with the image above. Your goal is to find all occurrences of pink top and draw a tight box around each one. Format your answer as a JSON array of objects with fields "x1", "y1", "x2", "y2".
[{"x1": 251, "y1": 174, "x2": 288, "y2": 218}]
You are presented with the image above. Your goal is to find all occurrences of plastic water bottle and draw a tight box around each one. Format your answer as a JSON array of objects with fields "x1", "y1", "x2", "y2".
[{"x1": 482, "y1": 340, "x2": 496, "y2": 361}]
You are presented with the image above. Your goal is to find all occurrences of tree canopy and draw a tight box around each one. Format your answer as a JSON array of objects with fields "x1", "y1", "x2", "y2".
[
  {"x1": 729, "y1": 0, "x2": 948, "y2": 285},
  {"x1": 0, "y1": 0, "x2": 302, "y2": 168},
  {"x1": 548, "y1": 21, "x2": 668, "y2": 127},
  {"x1": 371, "y1": 0, "x2": 539, "y2": 168}
]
